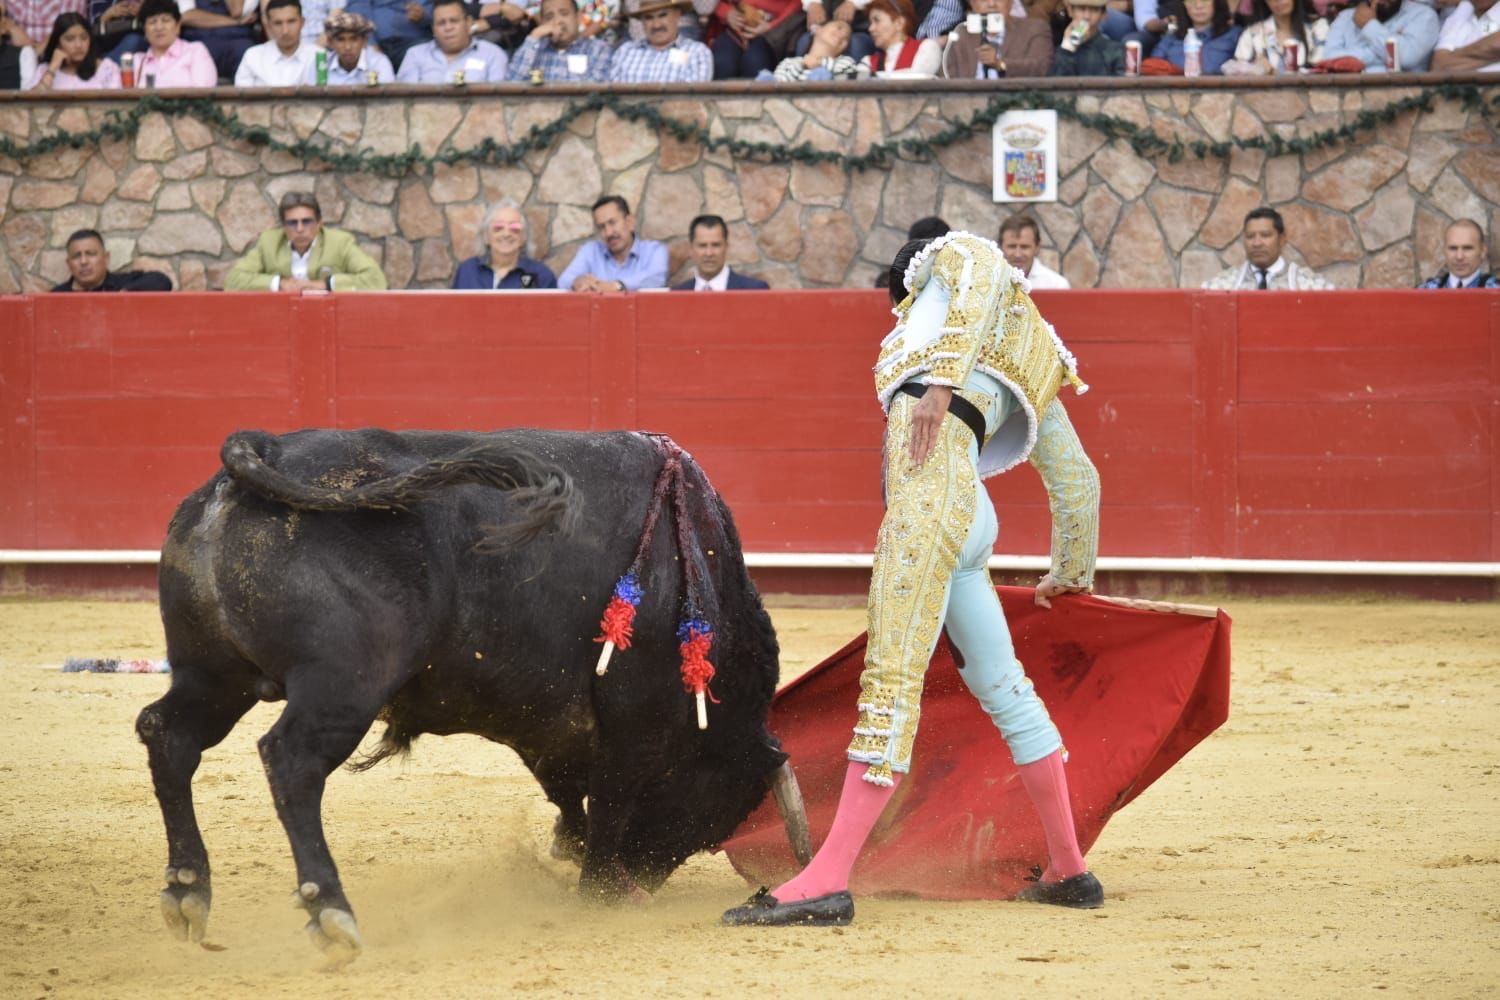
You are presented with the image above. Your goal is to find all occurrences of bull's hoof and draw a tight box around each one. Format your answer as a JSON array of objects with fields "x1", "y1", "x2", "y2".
[
  {"x1": 159, "y1": 868, "x2": 210, "y2": 943},
  {"x1": 549, "y1": 826, "x2": 585, "y2": 865},
  {"x1": 305, "y1": 907, "x2": 362, "y2": 967}
]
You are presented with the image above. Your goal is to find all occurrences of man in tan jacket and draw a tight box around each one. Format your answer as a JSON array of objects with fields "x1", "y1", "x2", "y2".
[
  {"x1": 938, "y1": 0, "x2": 1054, "y2": 77},
  {"x1": 226, "y1": 191, "x2": 388, "y2": 292}
]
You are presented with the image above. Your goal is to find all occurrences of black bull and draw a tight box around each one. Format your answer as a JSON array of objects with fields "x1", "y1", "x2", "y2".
[{"x1": 141, "y1": 427, "x2": 803, "y2": 958}]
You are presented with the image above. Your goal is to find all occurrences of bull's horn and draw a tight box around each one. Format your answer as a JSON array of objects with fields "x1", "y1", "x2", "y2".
[{"x1": 770, "y1": 762, "x2": 812, "y2": 866}]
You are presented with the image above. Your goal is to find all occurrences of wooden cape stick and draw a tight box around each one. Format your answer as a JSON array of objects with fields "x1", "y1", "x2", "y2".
[{"x1": 1091, "y1": 594, "x2": 1221, "y2": 618}]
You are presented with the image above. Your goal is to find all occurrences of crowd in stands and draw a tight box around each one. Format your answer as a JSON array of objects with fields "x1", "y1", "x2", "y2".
[{"x1": 1, "y1": 0, "x2": 1495, "y2": 87}]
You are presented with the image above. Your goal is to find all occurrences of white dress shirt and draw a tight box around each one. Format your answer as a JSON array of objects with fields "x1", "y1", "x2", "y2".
[
  {"x1": 1434, "y1": 0, "x2": 1500, "y2": 70},
  {"x1": 693, "y1": 267, "x2": 731, "y2": 291},
  {"x1": 234, "y1": 39, "x2": 318, "y2": 87},
  {"x1": 1025, "y1": 259, "x2": 1072, "y2": 290}
]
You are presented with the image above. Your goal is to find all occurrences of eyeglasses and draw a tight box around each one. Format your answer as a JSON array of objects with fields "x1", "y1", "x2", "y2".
[
  {"x1": 283, "y1": 217, "x2": 318, "y2": 228},
  {"x1": 492, "y1": 223, "x2": 524, "y2": 233}
]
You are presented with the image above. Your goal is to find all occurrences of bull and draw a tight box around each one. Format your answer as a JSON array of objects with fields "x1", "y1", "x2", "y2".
[{"x1": 140, "y1": 427, "x2": 808, "y2": 961}]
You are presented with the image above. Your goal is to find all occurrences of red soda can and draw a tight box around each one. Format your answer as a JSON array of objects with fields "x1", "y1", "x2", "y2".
[
  {"x1": 1281, "y1": 37, "x2": 1299, "y2": 72},
  {"x1": 1384, "y1": 35, "x2": 1398, "y2": 71},
  {"x1": 120, "y1": 52, "x2": 135, "y2": 88},
  {"x1": 1124, "y1": 39, "x2": 1141, "y2": 75}
]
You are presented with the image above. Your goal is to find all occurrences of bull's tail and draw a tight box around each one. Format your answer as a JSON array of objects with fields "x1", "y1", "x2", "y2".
[
  {"x1": 345, "y1": 719, "x2": 414, "y2": 772},
  {"x1": 221, "y1": 431, "x2": 577, "y2": 548}
]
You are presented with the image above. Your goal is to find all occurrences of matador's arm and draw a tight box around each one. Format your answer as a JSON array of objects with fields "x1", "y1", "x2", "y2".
[{"x1": 1029, "y1": 398, "x2": 1100, "y2": 589}]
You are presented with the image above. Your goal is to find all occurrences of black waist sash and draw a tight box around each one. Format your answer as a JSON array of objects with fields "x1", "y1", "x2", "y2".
[{"x1": 896, "y1": 383, "x2": 987, "y2": 447}]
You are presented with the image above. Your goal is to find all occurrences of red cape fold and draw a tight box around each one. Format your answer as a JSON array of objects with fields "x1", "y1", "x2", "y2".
[{"x1": 722, "y1": 587, "x2": 1232, "y2": 900}]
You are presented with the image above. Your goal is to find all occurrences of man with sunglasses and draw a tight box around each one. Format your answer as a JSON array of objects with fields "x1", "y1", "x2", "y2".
[{"x1": 227, "y1": 191, "x2": 388, "y2": 291}]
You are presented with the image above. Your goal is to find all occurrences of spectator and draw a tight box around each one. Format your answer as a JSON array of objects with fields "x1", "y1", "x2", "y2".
[
  {"x1": 0, "y1": 0, "x2": 37, "y2": 90},
  {"x1": 177, "y1": 0, "x2": 259, "y2": 80},
  {"x1": 558, "y1": 194, "x2": 669, "y2": 292},
  {"x1": 506, "y1": 0, "x2": 612, "y2": 80},
  {"x1": 999, "y1": 213, "x2": 1070, "y2": 289},
  {"x1": 1202, "y1": 207, "x2": 1335, "y2": 290},
  {"x1": 608, "y1": 0, "x2": 712, "y2": 81},
  {"x1": 768, "y1": 16, "x2": 858, "y2": 77},
  {"x1": 301, "y1": 9, "x2": 395, "y2": 82},
  {"x1": 29, "y1": 11, "x2": 122, "y2": 87},
  {"x1": 297, "y1": 0, "x2": 331, "y2": 43},
  {"x1": 1430, "y1": 0, "x2": 1499, "y2": 71},
  {"x1": 790, "y1": 0, "x2": 875, "y2": 64},
  {"x1": 707, "y1": 0, "x2": 803, "y2": 78},
  {"x1": 452, "y1": 200, "x2": 558, "y2": 289},
  {"x1": 227, "y1": 191, "x2": 388, "y2": 291},
  {"x1": 1222, "y1": 0, "x2": 1327, "y2": 74},
  {"x1": 1152, "y1": 0, "x2": 1240, "y2": 72},
  {"x1": 1417, "y1": 220, "x2": 1499, "y2": 289},
  {"x1": 470, "y1": 0, "x2": 533, "y2": 51},
  {"x1": 52, "y1": 230, "x2": 173, "y2": 292},
  {"x1": 671, "y1": 215, "x2": 769, "y2": 290},
  {"x1": 938, "y1": 0, "x2": 1054, "y2": 76},
  {"x1": 6, "y1": 0, "x2": 82, "y2": 47},
  {"x1": 395, "y1": 0, "x2": 507, "y2": 80},
  {"x1": 135, "y1": 0, "x2": 218, "y2": 86},
  {"x1": 860, "y1": 0, "x2": 941, "y2": 74},
  {"x1": 235, "y1": 0, "x2": 315, "y2": 83},
  {"x1": 343, "y1": 0, "x2": 430, "y2": 70},
  {"x1": 1320, "y1": 0, "x2": 1438, "y2": 71},
  {"x1": 1049, "y1": 0, "x2": 1123, "y2": 74}
]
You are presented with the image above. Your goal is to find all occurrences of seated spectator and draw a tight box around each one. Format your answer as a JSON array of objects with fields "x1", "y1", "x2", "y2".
[
  {"x1": 452, "y1": 200, "x2": 558, "y2": 289},
  {"x1": 298, "y1": 0, "x2": 332, "y2": 43},
  {"x1": 859, "y1": 0, "x2": 940, "y2": 74},
  {"x1": 0, "y1": 0, "x2": 37, "y2": 90},
  {"x1": 52, "y1": 230, "x2": 173, "y2": 292},
  {"x1": 558, "y1": 194, "x2": 668, "y2": 292},
  {"x1": 1221, "y1": 0, "x2": 1326, "y2": 74},
  {"x1": 1320, "y1": 0, "x2": 1437, "y2": 71},
  {"x1": 302, "y1": 9, "x2": 395, "y2": 82},
  {"x1": 1430, "y1": 0, "x2": 1499, "y2": 71},
  {"x1": 8, "y1": 0, "x2": 83, "y2": 47},
  {"x1": 938, "y1": 0, "x2": 1054, "y2": 76},
  {"x1": 608, "y1": 0, "x2": 712, "y2": 81},
  {"x1": 1202, "y1": 207, "x2": 1335, "y2": 290},
  {"x1": 1152, "y1": 0, "x2": 1239, "y2": 71},
  {"x1": 469, "y1": 0, "x2": 533, "y2": 51},
  {"x1": 790, "y1": 0, "x2": 874, "y2": 64},
  {"x1": 29, "y1": 12, "x2": 122, "y2": 88},
  {"x1": 1049, "y1": 0, "x2": 1123, "y2": 73},
  {"x1": 396, "y1": 0, "x2": 507, "y2": 80},
  {"x1": 135, "y1": 0, "x2": 218, "y2": 86},
  {"x1": 177, "y1": 0, "x2": 259, "y2": 80},
  {"x1": 672, "y1": 214, "x2": 769, "y2": 290},
  {"x1": 227, "y1": 191, "x2": 388, "y2": 291},
  {"x1": 1417, "y1": 220, "x2": 1499, "y2": 289},
  {"x1": 506, "y1": 0, "x2": 612, "y2": 80},
  {"x1": 707, "y1": 0, "x2": 803, "y2": 78},
  {"x1": 343, "y1": 0, "x2": 431, "y2": 71},
  {"x1": 999, "y1": 213, "x2": 1070, "y2": 288},
  {"x1": 769, "y1": 16, "x2": 858, "y2": 77},
  {"x1": 235, "y1": 0, "x2": 315, "y2": 83}
]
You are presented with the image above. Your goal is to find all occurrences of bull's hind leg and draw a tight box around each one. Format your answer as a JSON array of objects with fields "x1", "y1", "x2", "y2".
[
  {"x1": 257, "y1": 684, "x2": 384, "y2": 963},
  {"x1": 136, "y1": 670, "x2": 259, "y2": 944}
]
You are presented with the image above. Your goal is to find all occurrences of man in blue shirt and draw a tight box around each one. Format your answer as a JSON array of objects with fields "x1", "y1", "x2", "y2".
[
  {"x1": 558, "y1": 195, "x2": 669, "y2": 292},
  {"x1": 507, "y1": 0, "x2": 613, "y2": 81},
  {"x1": 395, "y1": 0, "x2": 508, "y2": 80},
  {"x1": 1321, "y1": 0, "x2": 1439, "y2": 71},
  {"x1": 607, "y1": 0, "x2": 713, "y2": 82}
]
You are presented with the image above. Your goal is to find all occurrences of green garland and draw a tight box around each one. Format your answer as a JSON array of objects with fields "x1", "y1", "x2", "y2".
[{"x1": 2, "y1": 84, "x2": 1496, "y2": 177}]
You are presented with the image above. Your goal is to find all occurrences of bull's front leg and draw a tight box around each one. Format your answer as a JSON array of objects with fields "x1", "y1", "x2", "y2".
[
  {"x1": 136, "y1": 675, "x2": 257, "y2": 945},
  {"x1": 257, "y1": 698, "x2": 376, "y2": 964}
]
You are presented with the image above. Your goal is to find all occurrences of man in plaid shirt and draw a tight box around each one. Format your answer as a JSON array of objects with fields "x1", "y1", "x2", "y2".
[
  {"x1": 507, "y1": 0, "x2": 612, "y2": 80},
  {"x1": 10, "y1": 0, "x2": 84, "y2": 42},
  {"x1": 607, "y1": 0, "x2": 710, "y2": 80}
]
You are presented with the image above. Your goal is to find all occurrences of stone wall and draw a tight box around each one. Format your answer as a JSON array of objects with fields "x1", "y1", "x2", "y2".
[{"x1": 1, "y1": 80, "x2": 1497, "y2": 294}]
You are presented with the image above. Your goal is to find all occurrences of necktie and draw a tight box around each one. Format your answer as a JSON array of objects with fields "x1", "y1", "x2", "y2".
[{"x1": 1255, "y1": 269, "x2": 1268, "y2": 290}]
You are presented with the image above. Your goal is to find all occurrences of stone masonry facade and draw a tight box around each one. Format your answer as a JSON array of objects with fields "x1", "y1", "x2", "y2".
[{"x1": 1, "y1": 83, "x2": 1497, "y2": 293}]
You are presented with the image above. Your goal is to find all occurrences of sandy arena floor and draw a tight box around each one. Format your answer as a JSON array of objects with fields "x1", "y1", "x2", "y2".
[{"x1": 0, "y1": 596, "x2": 1497, "y2": 998}]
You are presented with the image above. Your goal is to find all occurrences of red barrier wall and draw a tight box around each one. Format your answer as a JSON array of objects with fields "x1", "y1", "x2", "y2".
[{"x1": 2, "y1": 290, "x2": 1496, "y2": 562}]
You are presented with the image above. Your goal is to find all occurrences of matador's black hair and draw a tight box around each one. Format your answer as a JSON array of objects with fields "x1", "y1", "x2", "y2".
[{"x1": 888, "y1": 238, "x2": 934, "y2": 306}]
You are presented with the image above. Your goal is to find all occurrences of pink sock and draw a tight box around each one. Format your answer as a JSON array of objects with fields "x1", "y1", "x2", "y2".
[
  {"x1": 1016, "y1": 750, "x2": 1087, "y2": 882},
  {"x1": 771, "y1": 762, "x2": 900, "y2": 902}
]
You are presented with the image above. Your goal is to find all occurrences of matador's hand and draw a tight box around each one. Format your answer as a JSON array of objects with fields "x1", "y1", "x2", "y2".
[
  {"x1": 1034, "y1": 574, "x2": 1088, "y2": 607},
  {"x1": 907, "y1": 384, "x2": 952, "y2": 468}
]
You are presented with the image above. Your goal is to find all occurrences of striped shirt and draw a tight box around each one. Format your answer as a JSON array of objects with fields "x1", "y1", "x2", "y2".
[{"x1": 506, "y1": 34, "x2": 613, "y2": 81}]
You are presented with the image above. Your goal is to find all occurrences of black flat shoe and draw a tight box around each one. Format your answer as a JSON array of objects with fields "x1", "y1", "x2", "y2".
[
  {"x1": 720, "y1": 887, "x2": 854, "y2": 927},
  {"x1": 1014, "y1": 871, "x2": 1104, "y2": 909}
]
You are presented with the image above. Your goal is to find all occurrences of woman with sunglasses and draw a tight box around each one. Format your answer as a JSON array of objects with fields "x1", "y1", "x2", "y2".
[
  {"x1": 452, "y1": 199, "x2": 558, "y2": 290},
  {"x1": 31, "y1": 12, "x2": 123, "y2": 89}
]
